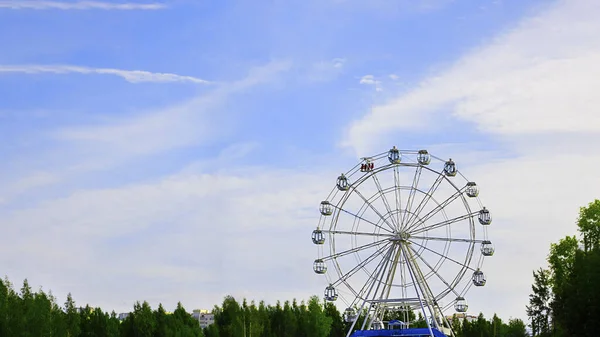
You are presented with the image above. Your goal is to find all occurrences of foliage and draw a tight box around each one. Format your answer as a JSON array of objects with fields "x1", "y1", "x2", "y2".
[
  {"x1": 1, "y1": 274, "x2": 535, "y2": 337},
  {"x1": 527, "y1": 198, "x2": 600, "y2": 336},
  {"x1": 526, "y1": 268, "x2": 551, "y2": 336}
]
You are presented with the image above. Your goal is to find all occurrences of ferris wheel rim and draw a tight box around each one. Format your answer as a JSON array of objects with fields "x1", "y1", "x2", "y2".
[
  {"x1": 321, "y1": 162, "x2": 480, "y2": 302},
  {"x1": 313, "y1": 148, "x2": 492, "y2": 323}
]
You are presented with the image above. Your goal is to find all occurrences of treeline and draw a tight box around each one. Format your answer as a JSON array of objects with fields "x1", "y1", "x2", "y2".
[
  {"x1": 1, "y1": 275, "x2": 527, "y2": 337},
  {"x1": 449, "y1": 313, "x2": 527, "y2": 337},
  {"x1": 527, "y1": 199, "x2": 600, "y2": 336}
]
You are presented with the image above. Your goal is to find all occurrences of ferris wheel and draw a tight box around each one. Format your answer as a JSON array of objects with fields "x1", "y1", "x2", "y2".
[{"x1": 311, "y1": 147, "x2": 494, "y2": 337}]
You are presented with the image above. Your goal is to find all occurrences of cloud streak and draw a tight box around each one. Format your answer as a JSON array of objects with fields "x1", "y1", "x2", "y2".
[
  {"x1": 0, "y1": 1, "x2": 166, "y2": 10},
  {"x1": 0, "y1": 65, "x2": 211, "y2": 84},
  {"x1": 342, "y1": 0, "x2": 600, "y2": 155}
]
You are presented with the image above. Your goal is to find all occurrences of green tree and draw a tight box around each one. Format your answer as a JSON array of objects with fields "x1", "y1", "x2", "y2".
[
  {"x1": 526, "y1": 268, "x2": 551, "y2": 336},
  {"x1": 577, "y1": 199, "x2": 600, "y2": 252},
  {"x1": 64, "y1": 292, "x2": 81, "y2": 337},
  {"x1": 305, "y1": 296, "x2": 331, "y2": 337},
  {"x1": 506, "y1": 318, "x2": 528, "y2": 337},
  {"x1": 323, "y1": 302, "x2": 344, "y2": 337}
]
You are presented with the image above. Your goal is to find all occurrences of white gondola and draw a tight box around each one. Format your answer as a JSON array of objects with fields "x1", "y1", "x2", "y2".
[
  {"x1": 320, "y1": 201, "x2": 333, "y2": 216},
  {"x1": 336, "y1": 174, "x2": 350, "y2": 191},
  {"x1": 324, "y1": 284, "x2": 338, "y2": 301},
  {"x1": 417, "y1": 149, "x2": 431, "y2": 165},
  {"x1": 344, "y1": 307, "x2": 357, "y2": 322},
  {"x1": 472, "y1": 269, "x2": 486, "y2": 286},
  {"x1": 388, "y1": 146, "x2": 401, "y2": 164},
  {"x1": 466, "y1": 182, "x2": 479, "y2": 198},
  {"x1": 444, "y1": 159, "x2": 457, "y2": 177},
  {"x1": 454, "y1": 297, "x2": 468, "y2": 313},
  {"x1": 481, "y1": 240, "x2": 494, "y2": 256},
  {"x1": 312, "y1": 229, "x2": 325, "y2": 245},
  {"x1": 313, "y1": 259, "x2": 327, "y2": 274},
  {"x1": 478, "y1": 207, "x2": 492, "y2": 225}
]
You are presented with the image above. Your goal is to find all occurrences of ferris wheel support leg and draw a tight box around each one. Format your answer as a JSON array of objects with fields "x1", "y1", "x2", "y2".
[
  {"x1": 345, "y1": 246, "x2": 395, "y2": 337},
  {"x1": 401, "y1": 244, "x2": 436, "y2": 337}
]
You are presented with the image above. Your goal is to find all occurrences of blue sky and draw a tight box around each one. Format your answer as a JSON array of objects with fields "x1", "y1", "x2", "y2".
[{"x1": 1, "y1": 0, "x2": 600, "y2": 324}]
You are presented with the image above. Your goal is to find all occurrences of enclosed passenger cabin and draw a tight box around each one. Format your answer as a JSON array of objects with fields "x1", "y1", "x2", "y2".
[
  {"x1": 337, "y1": 174, "x2": 350, "y2": 191},
  {"x1": 313, "y1": 259, "x2": 327, "y2": 274},
  {"x1": 472, "y1": 269, "x2": 486, "y2": 287},
  {"x1": 444, "y1": 159, "x2": 457, "y2": 177},
  {"x1": 418, "y1": 150, "x2": 431, "y2": 165},
  {"x1": 324, "y1": 285, "x2": 338, "y2": 301},
  {"x1": 320, "y1": 201, "x2": 333, "y2": 216},
  {"x1": 454, "y1": 296, "x2": 468, "y2": 312},
  {"x1": 466, "y1": 182, "x2": 479, "y2": 198},
  {"x1": 312, "y1": 229, "x2": 325, "y2": 245},
  {"x1": 481, "y1": 240, "x2": 495, "y2": 256},
  {"x1": 344, "y1": 308, "x2": 357, "y2": 322},
  {"x1": 388, "y1": 146, "x2": 401, "y2": 164},
  {"x1": 478, "y1": 207, "x2": 492, "y2": 225}
]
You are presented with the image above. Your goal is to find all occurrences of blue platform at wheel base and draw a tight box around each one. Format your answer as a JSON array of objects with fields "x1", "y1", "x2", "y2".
[{"x1": 349, "y1": 328, "x2": 448, "y2": 337}]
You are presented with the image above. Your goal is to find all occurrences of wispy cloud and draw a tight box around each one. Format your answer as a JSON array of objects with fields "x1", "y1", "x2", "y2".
[
  {"x1": 0, "y1": 65, "x2": 211, "y2": 84},
  {"x1": 0, "y1": 1, "x2": 166, "y2": 10},
  {"x1": 359, "y1": 74, "x2": 383, "y2": 91},
  {"x1": 343, "y1": 0, "x2": 600, "y2": 155}
]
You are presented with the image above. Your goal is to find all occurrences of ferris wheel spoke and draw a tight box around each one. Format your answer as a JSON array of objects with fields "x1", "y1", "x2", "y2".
[
  {"x1": 333, "y1": 205, "x2": 395, "y2": 234},
  {"x1": 322, "y1": 238, "x2": 391, "y2": 262},
  {"x1": 406, "y1": 244, "x2": 460, "y2": 298},
  {"x1": 410, "y1": 235, "x2": 483, "y2": 243},
  {"x1": 331, "y1": 241, "x2": 394, "y2": 288},
  {"x1": 408, "y1": 239, "x2": 475, "y2": 272},
  {"x1": 403, "y1": 174, "x2": 444, "y2": 231},
  {"x1": 393, "y1": 166, "x2": 403, "y2": 229},
  {"x1": 351, "y1": 186, "x2": 396, "y2": 232},
  {"x1": 351, "y1": 244, "x2": 396, "y2": 306},
  {"x1": 401, "y1": 165, "x2": 423, "y2": 226},
  {"x1": 371, "y1": 174, "x2": 398, "y2": 229},
  {"x1": 409, "y1": 211, "x2": 478, "y2": 235},
  {"x1": 322, "y1": 229, "x2": 395, "y2": 238},
  {"x1": 405, "y1": 187, "x2": 467, "y2": 232}
]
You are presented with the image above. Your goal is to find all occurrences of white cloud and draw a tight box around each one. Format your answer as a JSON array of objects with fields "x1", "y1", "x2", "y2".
[
  {"x1": 0, "y1": 65, "x2": 210, "y2": 84},
  {"x1": 0, "y1": 1, "x2": 165, "y2": 10},
  {"x1": 339, "y1": 0, "x2": 600, "y2": 322},
  {"x1": 343, "y1": 0, "x2": 600, "y2": 154},
  {"x1": 0, "y1": 165, "x2": 334, "y2": 313},
  {"x1": 46, "y1": 60, "x2": 290, "y2": 168},
  {"x1": 359, "y1": 74, "x2": 383, "y2": 92}
]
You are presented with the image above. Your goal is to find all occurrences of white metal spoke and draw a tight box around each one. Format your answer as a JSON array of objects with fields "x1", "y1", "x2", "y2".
[
  {"x1": 411, "y1": 235, "x2": 483, "y2": 244},
  {"x1": 322, "y1": 229, "x2": 395, "y2": 238},
  {"x1": 323, "y1": 238, "x2": 391, "y2": 262},
  {"x1": 332, "y1": 241, "x2": 393, "y2": 288},
  {"x1": 409, "y1": 211, "x2": 477, "y2": 235},
  {"x1": 333, "y1": 204, "x2": 395, "y2": 234},
  {"x1": 408, "y1": 239, "x2": 475, "y2": 272},
  {"x1": 402, "y1": 166, "x2": 423, "y2": 226},
  {"x1": 407, "y1": 244, "x2": 460, "y2": 298},
  {"x1": 393, "y1": 166, "x2": 403, "y2": 230},
  {"x1": 351, "y1": 186, "x2": 396, "y2": 232},
  {"x1": 371, "y1": 173, "x2": 398, "y2": 229},
  {"x1": 406, "y1": 187, "x2": 466, "y2": 232},
  {"x1": 403, "y1": 174, "x2": 444, "y2": 231}
]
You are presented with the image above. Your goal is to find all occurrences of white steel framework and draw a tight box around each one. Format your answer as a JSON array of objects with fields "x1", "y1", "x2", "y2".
[{"x1": 311, "y1": 147, "x2": 494, "y2": 337}]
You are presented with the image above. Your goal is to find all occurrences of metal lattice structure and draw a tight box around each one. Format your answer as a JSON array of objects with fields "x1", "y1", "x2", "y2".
[{"x1": 311, "y1": 147, "x2": 494, "y2": 337}]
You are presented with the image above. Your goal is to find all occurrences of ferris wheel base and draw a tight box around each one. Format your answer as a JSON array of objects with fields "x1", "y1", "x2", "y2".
[{"x1": 349, "y1": 328, "x2": 448, "y2": 337}]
